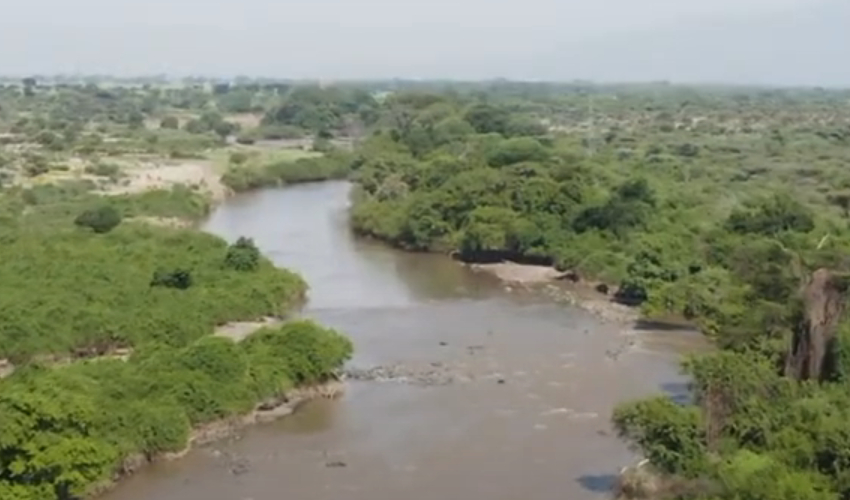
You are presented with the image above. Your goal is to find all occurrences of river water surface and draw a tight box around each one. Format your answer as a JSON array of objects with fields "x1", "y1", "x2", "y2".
[{"x1": 104, "y1": 181, "x2": 698, "y2": 500}]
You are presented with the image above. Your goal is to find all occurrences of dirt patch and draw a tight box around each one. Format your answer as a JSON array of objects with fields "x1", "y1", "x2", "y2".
[
  {"x1": 9, "y1": 155, "x2": 231, "y2": 204},
  {"x1": 0, "y1": 358, "x2": 13, "y2": 379},
  {"x1": 468, "y1": 261, "x2": 636, "y2": 324},
  {"x1": 467, "y1": 261, "x2": 568, "y2": 284},
  {"x1": 103, "y1": 160, "x2": 229, "y2": 202},
  {"x1": 467, "y1": 260, "x2": 704, "y2": 362},
  {"x1": 227, "y1": 113, "x2": 262, "y2": 129},
  {"x1": 126, "y1": 216, "x2": 193, "y2": 229},
  {"x1": 214, "y1": 317, "x2": 282, "y2": 342}
]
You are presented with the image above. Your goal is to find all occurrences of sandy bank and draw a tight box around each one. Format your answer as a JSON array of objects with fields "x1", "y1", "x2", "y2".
[
  {"x1": 467, "y1": 261, "x2": 569, "y2": 284},
  {"x1": 465, "y1": 261, "x2": 636, "y2": 324},
  {"x1": 103, "y1": 160, "x2": 229, "y2": 202},
  {"x1": 465, "y1": 260, "x2": 708, "y2": 363},
  {"x1": 214, "y1": 316, "x2": 282, "y2": 342},
  {"x1": 125, "y1": 216, "x2": 193, "y2": 228}
]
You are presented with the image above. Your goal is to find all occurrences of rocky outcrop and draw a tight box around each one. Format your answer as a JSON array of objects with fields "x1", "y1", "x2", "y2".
[{"x1": 784, "y1": 268, "x2": 850, "y2": 381}]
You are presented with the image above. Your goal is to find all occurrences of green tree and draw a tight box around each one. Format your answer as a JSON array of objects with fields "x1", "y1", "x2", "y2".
[
  {"x1": 224, "y1": 237, "x2": 261, "y2": 271},
  {"x1": 74, "y1": 205, "x2": 122, "y2": 234}
]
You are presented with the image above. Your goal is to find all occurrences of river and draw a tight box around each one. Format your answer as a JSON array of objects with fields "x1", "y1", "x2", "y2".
[{"x1": 103, "y1": 181, "x2": 698, "y2": 500}]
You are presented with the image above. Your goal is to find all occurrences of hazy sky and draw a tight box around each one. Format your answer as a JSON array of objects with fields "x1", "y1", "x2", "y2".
[{"x1": 1, "y1": 0, "x2": 846, "y2": 85}]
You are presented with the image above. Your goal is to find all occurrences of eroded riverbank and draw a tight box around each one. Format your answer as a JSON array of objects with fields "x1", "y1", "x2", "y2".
[{"x1": 102, "y1": 181, "x2": 705, "y2": 500}]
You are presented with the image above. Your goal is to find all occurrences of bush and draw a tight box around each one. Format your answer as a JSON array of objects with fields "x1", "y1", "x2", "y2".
[
  {"x1": 84, "y1": 162, "x2": 121, "y2": 178},
  {"x1": 0, "y1": 224, "x2": 306, "y2": 362},
  {"x1": 229, "y1": 151, "x2": 249, "y2": 165},
  {"x1": 224, "y1": 237, "x2": 261, "y2": 271},
  {"x1": 0, "y1": 320, "x2": 351, "y2": 499},
  {"x1": 74, "y1": 205, "x2": 122, "y2": 234},
  {"x1": 160, "y1": 116, "x2": 179, "y2": 129},
  {"x1": 24, "y1": 160, "x2": 49, "y2": 177},
  {"x1": 150, "y1": 268, "x2": 193, "y2": 290}
]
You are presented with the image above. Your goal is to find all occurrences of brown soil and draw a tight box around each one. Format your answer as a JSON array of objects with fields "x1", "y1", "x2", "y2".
[
  {"x1": 102, "y1": 160, "x2": 229, "y2": 202},
  {"x1": 468, "y1": 261, "x2": 637, "y2": 324},
  {"x1": 467, "y1": 261, "x2": 568, "y2": 284},
  {"x1": 213, "y1": 317, "x2": 282, "y2": 342},
  {"x1": 0, "y1": 358, "x2": 13, "y2": 379},
  {"x1": 125, "y1": 216, "x2": 192, "y2": 229}
]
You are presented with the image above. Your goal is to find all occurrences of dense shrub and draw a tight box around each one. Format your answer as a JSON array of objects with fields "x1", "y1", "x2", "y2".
[
  {"x1": 224, "y1": 237, "x2": 261, "y2": 271},
  {"x1": 0, "y1": 223, "x2": 306, "y2": 362},
  {"x1": 74, "y1": 205, "x2": 122, "y2": 233},
  {"x1": 0, "y1": 321, "x2": 351, "y2": 499},
  {"x1": 221, "y1": 152, "x2": 352, "y2": 192},
  {"x1": 339, "y1": 84, "x2": 850, "y2": 499},
  {"x1": 150, "y1": 268, "x2": 193, "y2": 289}
]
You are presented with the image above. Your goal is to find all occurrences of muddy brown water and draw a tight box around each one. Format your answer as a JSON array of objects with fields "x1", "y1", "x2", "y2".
[{"x1": 103, "y1": 181, "x2": 705, "y2": 500}]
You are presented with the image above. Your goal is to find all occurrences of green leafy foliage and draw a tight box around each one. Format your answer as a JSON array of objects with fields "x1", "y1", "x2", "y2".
[
  {"x1": 331, "y1": 83, "x2": 850, "y2": 499},
  {"x1": 0, "y1": 321, "x2": 351, "y2": 499},
  {"x1": 0, "y1": 223, "x2": 306, "y2": 362},
  {"x1": 150, "y1": 268, "x2": 193, "y2": 289},
  {"x1": 221, "y1": 152, "x2": 353, "y2": 192},
  {"x1": 6, "y1": 77, "x2": 850, "y2": 500},
  {"x1": 74, "y1": 205, "x2": 122, "y2": 233},
  {"x1": 224, "y1": 237, "x2": 261, "y2": 271}
]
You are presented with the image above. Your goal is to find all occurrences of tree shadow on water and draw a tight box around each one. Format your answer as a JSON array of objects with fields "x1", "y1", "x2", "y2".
[
  {"x1": 634, "y1": 318, "x2": 699, "y2": 332},
  {"x1": 576, "y1": 474, "x2": 618, "y2": 493},
  {"x1": 661, "y1": 381, "x2": 692, "y2": 405}
]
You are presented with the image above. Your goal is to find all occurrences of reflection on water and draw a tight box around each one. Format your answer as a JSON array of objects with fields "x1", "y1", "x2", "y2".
[{"x1": 103, "y1": 181, "x2": 703, "y2": 500}]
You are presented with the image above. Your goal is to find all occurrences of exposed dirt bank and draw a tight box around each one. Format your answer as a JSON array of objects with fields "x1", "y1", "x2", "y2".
[
  {"x1": 213, "y1": 317, "x2": 282, "y2": 342},
  {"x1": 125, "y1": 216, "x2": 193, "y2": 229},
  {"x1": 466, "y1": 260, "x2": 637, "y2": 324},
  {"x1": 467, "y1": 261, "x2": 568, "y2": 284},
  {"x1": 467, "y1": 260, "x2": 709, "y2": 365},
  {"x1": 103, "y1": 160, "x2": 229, "y2": 202}
]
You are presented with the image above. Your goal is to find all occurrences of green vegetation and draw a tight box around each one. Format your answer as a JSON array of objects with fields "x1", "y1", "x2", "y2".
[
  {"x1": 0, "y1": 223, "x2": 307, "y2": 362},
  {"x1": 0, "y1": 207, "x2": 355, "y2": 499},
  {"x1": 0, "y1": 78, "x2": 368, "y2": 500},
  {"x1": 74, "y1": 204, "x2": 122, "y2": 233},
  {"x1": 5, "y1": 76, "x2": 850, "y2": 499},
  {"x1": 221, "y1": 150, "x2": 353, "y2": 192},
  {"x1": 0, "y1": 183, "x2": 212, "y2": 230},
  {"x1": 0, "y1": 320, "x2": 351, "y2": 500},
  {"x1": 338, "y1": 84, "x2": 850, "y2": 499}
]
